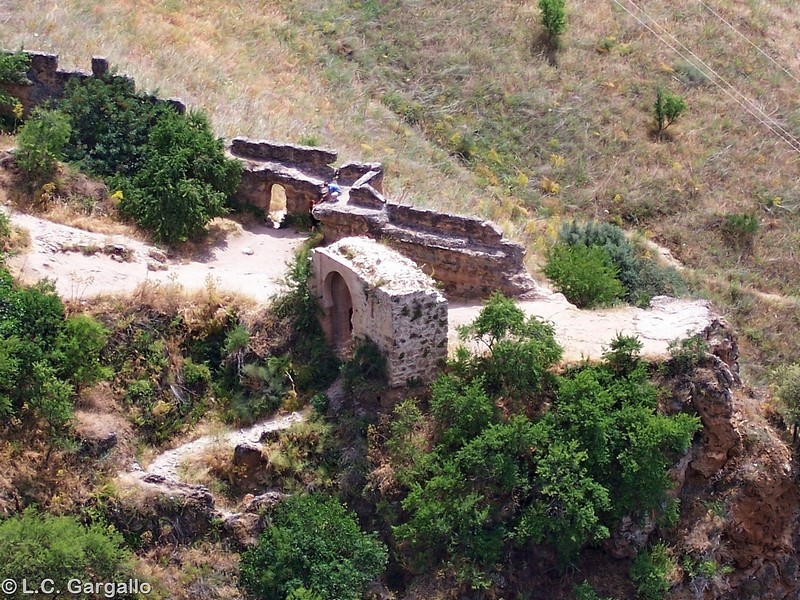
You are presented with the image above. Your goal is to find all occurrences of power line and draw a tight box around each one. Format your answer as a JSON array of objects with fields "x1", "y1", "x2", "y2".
[
  {"x1": 610, "y1": 0, "x2": 800, "y2": 155},
  {"x1": 626, "y1": 0, "x2": 800, "y2": 151},
  {"x1": 696, "y1": 0, "x2": 800, "y2": 88}
]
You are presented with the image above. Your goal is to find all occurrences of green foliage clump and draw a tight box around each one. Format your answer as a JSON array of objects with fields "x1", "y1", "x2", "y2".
[
  {"x1": 0, "y1": 269, "x2": 108, "y2": 435},
  {"x1": 721, "y1": 212, "x2": 759, "y2": 251},
  {"x1": 378, "y1": 300, "x2": 700, "y2": 584},
  {"x1": 117, "y1": 110, "x2": 241, "y2": 243},
  {"x1": 273, "y1": 242, "x2": 340, "y2": 391},
  {"x1": 14, "y1": 108, "x2": 72, "y2": 182},
  {"x1": 555, "y1": 220, "x2": 686, "y2": 307},
  {"x1": 0, "y1": 509, "x2": 134, "y2": 598},
  {"x1": 630, "y1": 544, "x2": 675, "y2": 600},
  {"x1": 772, "y1": 362, "x2": 800, "y2": 436},
  {"x1": 665, "y1": 335, "x2": 709, "y2": 377},
  {"x1": 653, "y1": 87, "x2": 687, "y2": 134},
  {"x1": 544, "y1": 243, "x2": 624, "y2": 308},
  {"x1": 456, "y1": 292, "x2": 562, "y2": 400},
  {"x1": 539, "y1": 0, "x2": 567, "y2": 39},
  {"x1": 43, "y1": 74, "x2": 242, "y2": 243},
  {"x1": 574, "y1": 581, "x2": 615, "y2": 600},
  {"x1": 340, "y1": 335, "x2": 388, "y2": 398},
  {"x1": 0, "y1": 50, "x2": 29, "y2": 128},
  {"x1": 239, "y1": 494, "x2": 387, "y2": 600}
]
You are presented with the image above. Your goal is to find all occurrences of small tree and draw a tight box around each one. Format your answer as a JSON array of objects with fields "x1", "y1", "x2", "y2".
[
  {"x1": 539, "y1": 0, "x2": 567, "y2": 40},
  {"x1": 14, "y1": 108, "x2": 71, "y2": 182},
  {"x1": 239, "y1": 494, "x2": 387, "y2": 600},
  {"x1": 772, "y1": 362, "x2": 800, "y2": 443},
  {"x1": 0, "y1": 510, "x2": 134, "y2": 595},
  {"x1": 653, "y1": 87, "x2": 687, "y2": 134}
]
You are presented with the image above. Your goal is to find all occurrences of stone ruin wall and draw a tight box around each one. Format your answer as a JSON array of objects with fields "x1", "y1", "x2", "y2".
[
  {"x1": 311, "y1": 237, "x2": 448, "y2": 388},
  {"x1": 2, "y1": 50, "x2": 535, "y2": 300},
  {"x1": 0, "y1": 51, "x2": 186, "y2": 118}
]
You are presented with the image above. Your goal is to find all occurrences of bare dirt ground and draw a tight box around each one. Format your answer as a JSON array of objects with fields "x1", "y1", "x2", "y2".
[
  {"x1": 448, "y1": 293, "x2": 716, "y2": 362},
  {"x1": 4, "y1": 207, "x2": 306, "y2": 302},
  {"x1": 4, "y1": 207, "x2": 716, "y2": 363}
]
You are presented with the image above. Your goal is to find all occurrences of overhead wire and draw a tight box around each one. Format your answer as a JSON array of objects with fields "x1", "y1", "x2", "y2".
[
  {"x1": 609, "y1": 0, "x2": 800, "y2": 155},
  {"x1": 696, "y1": 0, "x2": 800, "y2": 88}
]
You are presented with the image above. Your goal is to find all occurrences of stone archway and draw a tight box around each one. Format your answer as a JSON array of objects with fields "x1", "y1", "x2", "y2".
[{"x1": 327, "y1": 271, "x2": 353, "y2": 349}]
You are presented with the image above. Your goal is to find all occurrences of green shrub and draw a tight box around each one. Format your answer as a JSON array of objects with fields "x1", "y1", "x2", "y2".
[
  {"x1": 653, "y1": 87, "x2": 687, "y2": 134},
  {"x1": 239, "y1": 494, "x2": 388, "y2": 600},
  {"x1": 544, "y1": 242, "x2": 624, "y2": 308},
  {"x1": 721, "y1": 212, "x2": 759, "y2": 250},
  {"x1": 59, "y1": 75, "x2": 160, "y2": 178},
  {"x1": 665, "y1": 335, "x2": 709, "y2": 376},
  {"x1": 556, "y1": 220, "x2": 685, "y2": 307},
  {"x1": 0, "y1": 50, "x2": 29, "y2": 129},
  {"x1": 340, "y1": 336, "x2": 388, "y2": 397},
  {"x1": 630, "y1": 544, "x2": 675, "y2": 600},
  {"x1": 52, "y1": 314, "x2": 111, "y2": 389},
  {"x1": 15, "y1": 108, "x2": 72, "y2": 181},
  {"x1": 539, "y1": 0, "x2": 567, "y2": 39},
  {"x1": 0, "y1": 509, "x2": 134, "y2": 598},
  {"x1": 772, "y1": 362, "x2": 800, "y2": 437},
  {"x1": 457, "y1": 293, "x2": 562, "y2": 399},
  {"x1": 118, "y1": 110, "x2": 240, "y2": 243},
  {"x1": 573, "y1": 581, "x2": 614, "y2": 600},
  {"x1": 430, "y1": 374, "x2": 496, "y2": 451},
  {"x1": 273, "y1": 242, "x2": 340, "y2": 391}
]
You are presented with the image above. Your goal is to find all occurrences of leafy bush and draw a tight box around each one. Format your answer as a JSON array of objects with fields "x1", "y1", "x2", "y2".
[
  {"x1": 0, "y1": 50, "x2": 29, "y2": 129},
  {"x1": 0, "y1": 509, "x2": 133, "y2": 597},
  {"x1": 0, "y1": 270, "x2": 109, "y2": 434},
  {"x1": 49, "y1": 75, "x2": 241, "y2": 243},
  {"x1": 653, "y1": 87, "x2": 687, "y2": 134},
  {"x1": 574, "y1": 581, "x2": 614, "y2": 600},
  {"x1": 59, "y1": 75, "x2": 161, "y2": 178},
  {"x1": 556, "y1": 220, "x2": 686, "y2": 307},
  {"x1": 772, "y1": 362, "x2": 800, "y2": 437},
  {"x1": 539, "y1": 0, "x2": 567, "y2": 39},
  {"x1": 545, "y1": 243, "x2": 624, "y2": 308},
  {"x1": 239, "y1": 494, "x2": 387, "y2": 600},
  {"x1": 117, "y1": 110, "x2": 241, "y2": 243},
  {"x1": 52, "y1": 314, "x2": 111, "y2": 389},
  {"x1": 14, "y1": 108, "x2": 71, "y2": 181},
  {"x1": 457, "y1": 292, "x2": 562, "y2": 400},
  {"x1": 273, "y1": 242, "x2": 340, "y2": 391},
  {"x1": 721, "y1": 212, "x2": 759, "y2": 250},
  {"x1": 665, "y1": 335, "x2": 709, "y2": 377},
  {"x1": 630, "y1": 544, "x2": 675, "y2": 600}
]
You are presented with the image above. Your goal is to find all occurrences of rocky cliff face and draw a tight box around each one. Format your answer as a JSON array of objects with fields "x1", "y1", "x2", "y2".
[{"x1": 667, "y1": 320, "x2": 800, "y2": 600}]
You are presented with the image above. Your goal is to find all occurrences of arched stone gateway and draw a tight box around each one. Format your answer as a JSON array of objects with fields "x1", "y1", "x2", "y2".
[{"x1": 312, "y1": 237, "x2": 448, "y2": 388}]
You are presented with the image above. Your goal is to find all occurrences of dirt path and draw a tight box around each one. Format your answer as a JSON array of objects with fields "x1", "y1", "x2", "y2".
[
  {"x1": 141, "y1": 410, "x2": 305, "y2": 484},
  {"x1": 4, "y1": 207, "x2": 306, "y2": 302},
  {"x1": 448, "y1": 292, "x2": 716, "y2": 362}
]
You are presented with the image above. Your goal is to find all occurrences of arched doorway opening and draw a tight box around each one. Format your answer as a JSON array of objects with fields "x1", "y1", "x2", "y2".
[
  {"x1": 328, "y1": 271, "x2": 353, "y2": 349},
  {"x1": 269, "y1": 184, "x2": 287, "y2": 224}
]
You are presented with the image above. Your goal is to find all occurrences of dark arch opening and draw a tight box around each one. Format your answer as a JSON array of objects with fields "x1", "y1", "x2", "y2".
[{"x1": 329, "y1": 271, "x2": 353, "y2": 349}]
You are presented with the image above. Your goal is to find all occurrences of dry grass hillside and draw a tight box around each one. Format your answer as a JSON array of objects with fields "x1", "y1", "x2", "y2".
[{"x1": 3, "y1": 0, "x2": 800, "y2": 377}]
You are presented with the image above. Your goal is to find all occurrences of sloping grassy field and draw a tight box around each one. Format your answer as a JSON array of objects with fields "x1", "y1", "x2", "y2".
[{"x1": 3, "y1": 0, "x2": 800, "y2": 376}]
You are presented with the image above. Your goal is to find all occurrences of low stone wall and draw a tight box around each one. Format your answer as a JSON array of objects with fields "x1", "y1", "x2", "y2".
[
  {"x1": 0, "y1": 51, "x2": 185, "y2": 117},
  {"x1": 229, "y1": 138, "x2": 337, "y2": 180},
  {"x1": 313, "y1": 199, "x2": 536, "y2": 299}
]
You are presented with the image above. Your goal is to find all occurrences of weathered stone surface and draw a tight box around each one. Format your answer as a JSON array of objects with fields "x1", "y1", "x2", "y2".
[
  {"x1": 232, "y1": 443, "x2": 269, "y2": 486},
  {"x1": 314, "y1": 197, "x2": 536, "y2": 299},
  {"x1": 112, "y1": 474, "x2": 218, "y2": 545},
  {"x1": 221, "y1": 512, "x2": 263, "y2": 548},
  {"x1": 230, "y1": 137, "x2": 337, "y2": 176},
  {"x1": 338, "y1": 161, "x2": 384, "y2": 191},
  {"x1": 312, "y1": 237, "x2": 448, "y2": 388}
]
